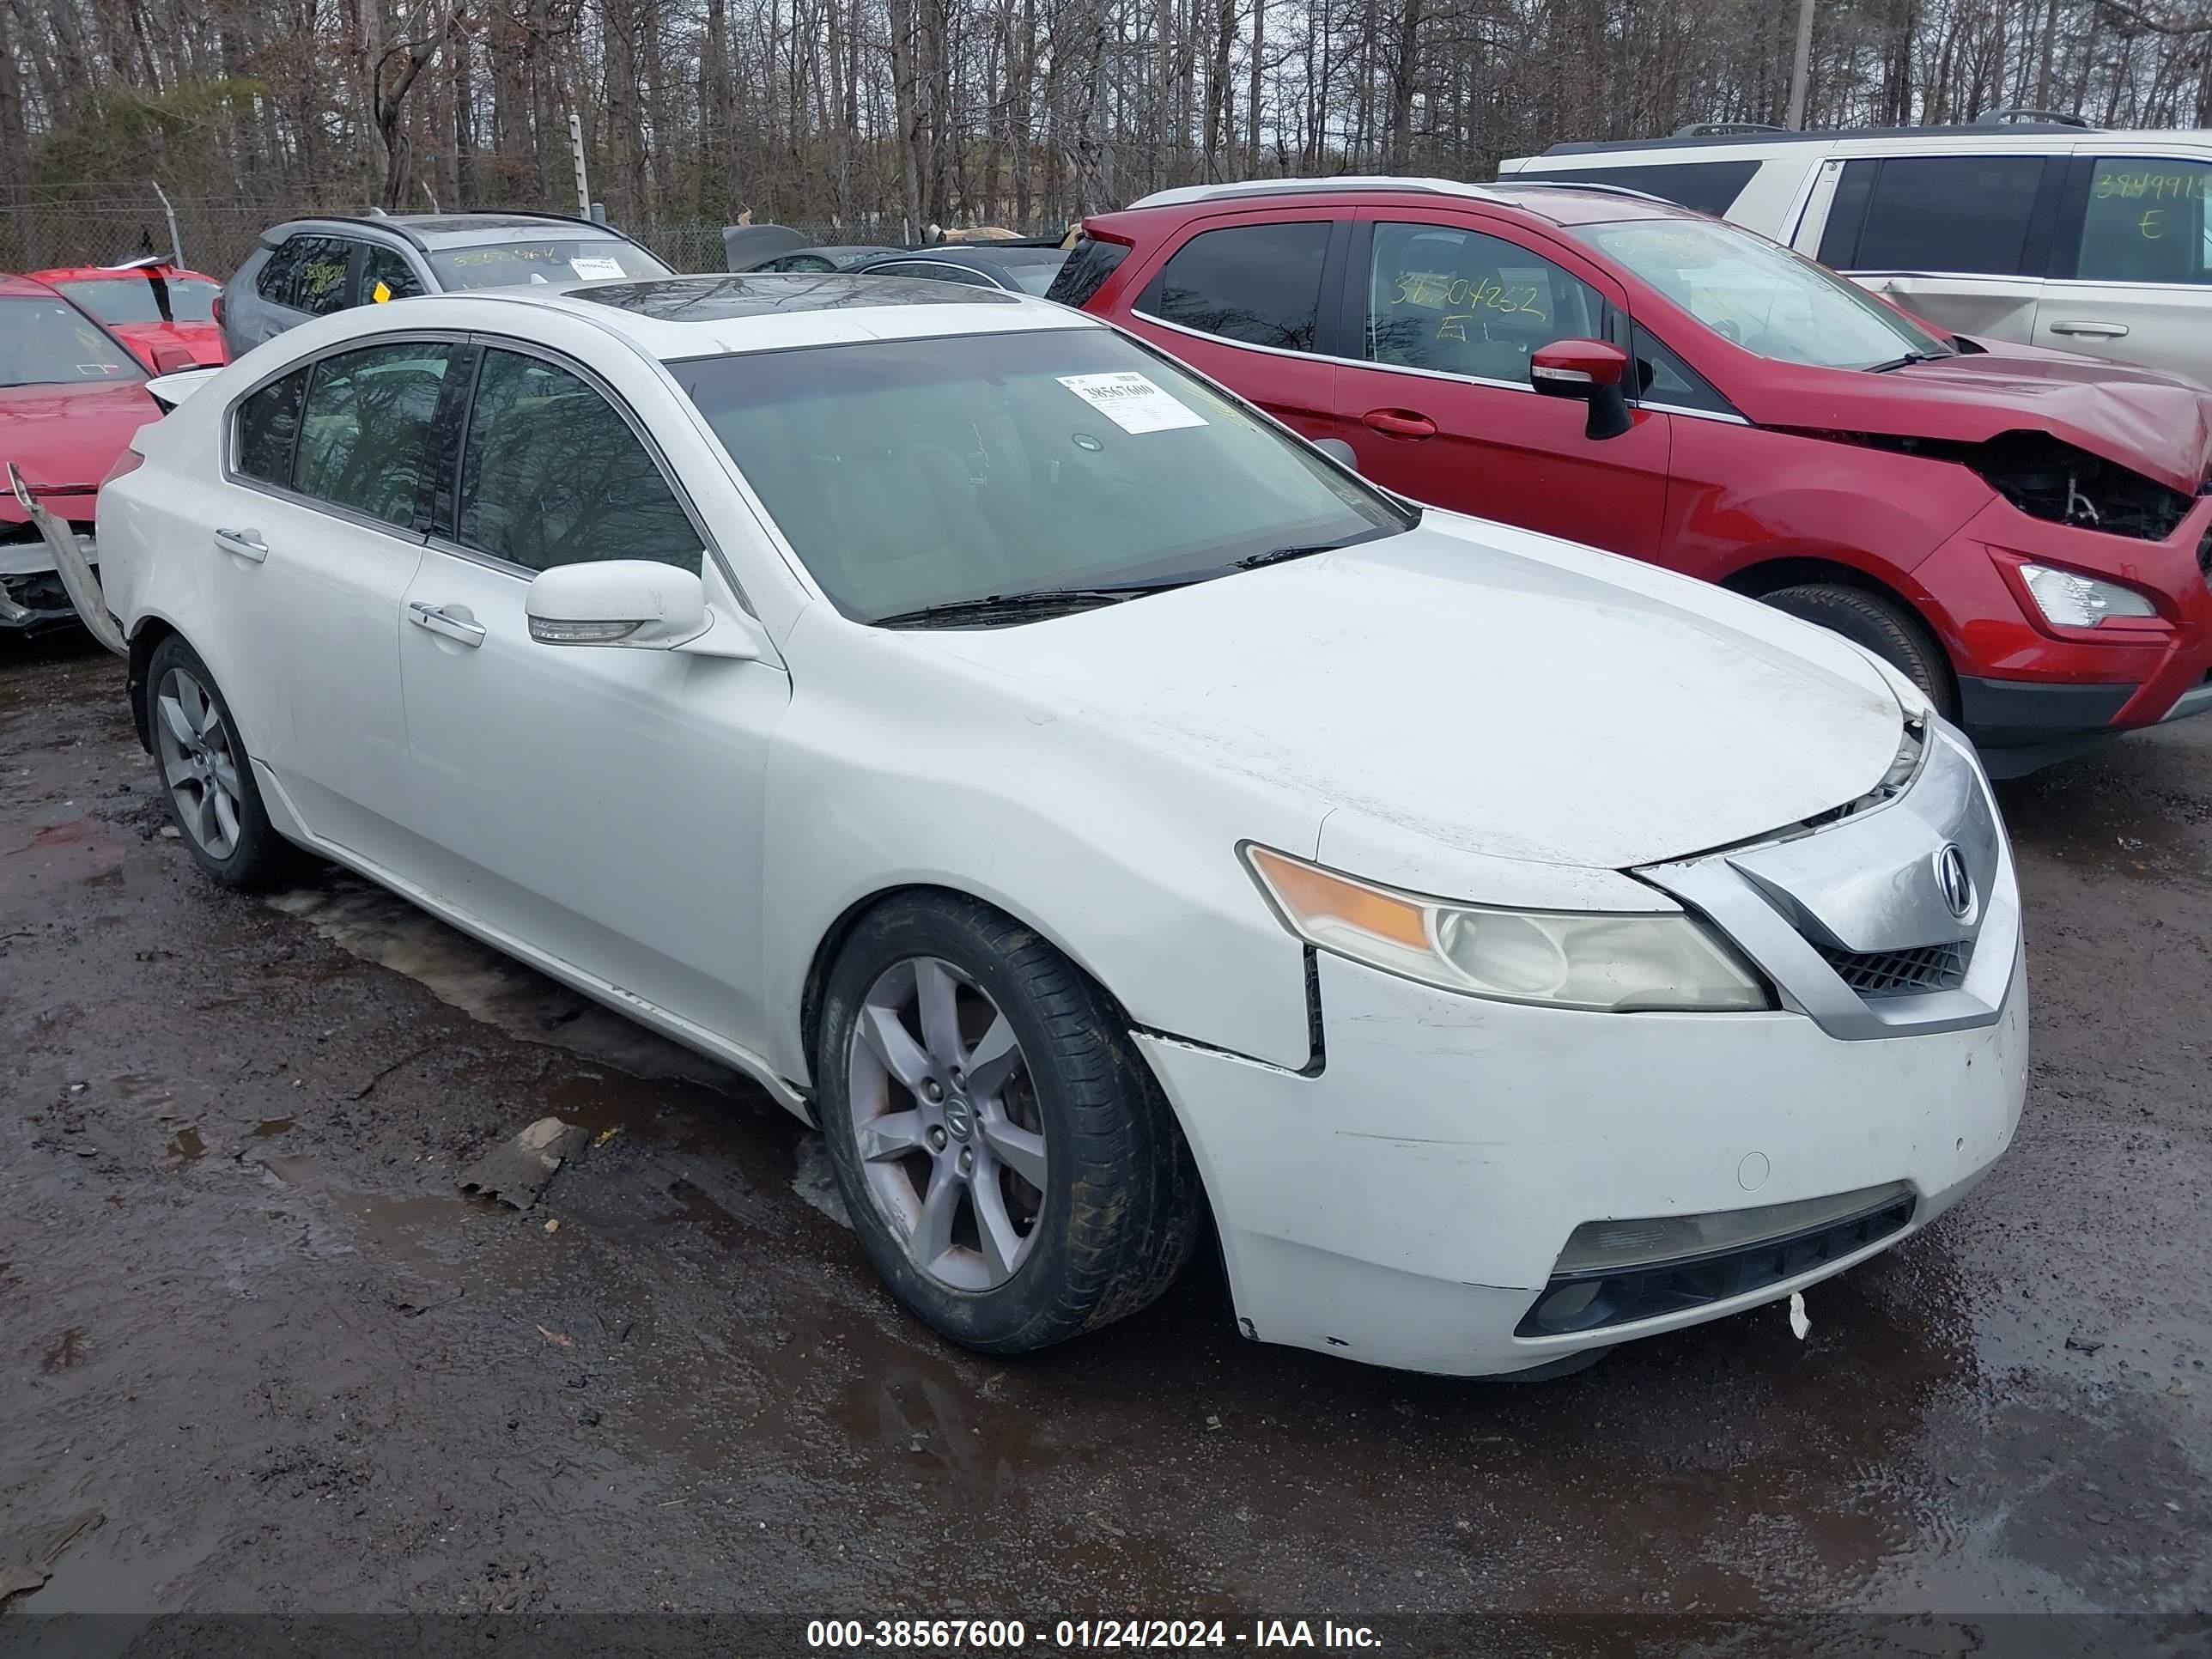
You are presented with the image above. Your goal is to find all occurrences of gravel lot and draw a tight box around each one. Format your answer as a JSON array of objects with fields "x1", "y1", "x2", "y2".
[{"x1": 3, "y1": 635, "x2": 2207, "y2": 1644}]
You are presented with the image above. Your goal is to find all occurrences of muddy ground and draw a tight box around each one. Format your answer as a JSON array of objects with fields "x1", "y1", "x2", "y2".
[{"x1": 2, "y1": 635, "x2": 2207, "y2": 1648}]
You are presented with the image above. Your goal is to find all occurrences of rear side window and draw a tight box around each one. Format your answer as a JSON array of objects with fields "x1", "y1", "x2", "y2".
[
  {"x1": 258, "y1": 234, "x2": 356, "y2": 316},
  {"x1": 1139, "y1": 221, "x2": 1332, "y2": 351},
  {"x1": 2075, "y1": 156, "x2": 2212, "y2": 283},
  {"x1": 291, "y1": 342, "x2": 453, "y2": 526},
  {"x1": 1842, "y1": 155, "x2": 2049, "y2": 276},
  {"x1": 234, "y1": 368, "x2": 308, "y2": 484},
  {"x1": 1514, "y1": 161, "x2": 1759, "y2": 218},
  {"x1": 456, "y1": 348, "x2": 702, "y2": 574},
  {"x1": 361, "y1": 244, "x2": 426, "y2": 304},
  {"x1": 1045, "y1": 235, "x2": 1130, "y2": 307}
]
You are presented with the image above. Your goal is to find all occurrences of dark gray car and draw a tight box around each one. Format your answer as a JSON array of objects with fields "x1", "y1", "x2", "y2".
[
  {"x1": 220, "y1": 211, "x2": 673, "y2": 356},
  {"x1": 849, "y1": 245, "x2": 1072, "y2": 295}
]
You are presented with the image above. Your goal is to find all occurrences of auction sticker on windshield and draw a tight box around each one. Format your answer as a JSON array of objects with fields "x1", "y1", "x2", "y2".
[
  {"x1": 570, "y1": 257, "x2": 626, "y2": 280},
  {"x1": 1057, "y1": 371, "x2": 1207, "y2": 434}
]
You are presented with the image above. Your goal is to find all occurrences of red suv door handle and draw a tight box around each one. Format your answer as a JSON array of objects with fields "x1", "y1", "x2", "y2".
[{"x1": 1362, "y1": 408, "x2": 1437, "y2": 440}]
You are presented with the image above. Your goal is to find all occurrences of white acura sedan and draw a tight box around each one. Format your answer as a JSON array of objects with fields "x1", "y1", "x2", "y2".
[{"x1": 93, "y1": 274, "x2": 2026, "y2": 1377}]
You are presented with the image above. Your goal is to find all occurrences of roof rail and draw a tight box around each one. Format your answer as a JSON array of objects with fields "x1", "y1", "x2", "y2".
[
  {"x1": 1126, "y1": 175, "x2": 1504, "y2": 210},
  {"x1": 1671, "y1": 121, "x2": 1787, "y2": 138},
  {"x1": 1978, "y1": 106, "x2": 2094, "y2": 128},
  {"x1": 1486, "y1": 178, "x2": 1683, "y2": 210}
]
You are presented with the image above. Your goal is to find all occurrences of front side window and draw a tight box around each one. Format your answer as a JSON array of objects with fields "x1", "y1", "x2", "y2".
[
  {"x1": 1574, "y1": 217, "x2": 1952, "y2": 370},
  {"x1": 677, "y1": 325, "x2": 1407, "y2": 624},
  {"x1": 457, "y1": 348, "x2": 701, "y2": 574},
  {"x1": 1847, "y1": 155, "x2": 2049, "y2": 276},
  {"x1": 1631, "y1": 325, "x2": 1733, "y2": 416},
  {"x1": 291, "y1": 342, "x2": 453, "y2": 526},
  {"x1": 1365, "y1": 222, "x2": 1605, "y2": 384},
  {"x1": 234, "y1": 368, "x2": 308, "y2": 483},
  {"x1": 361, "y1": 244, "x2": 427, "y2": 304},
  {"x1": 1139, "y1": 221, "x2": 1332, "y2": 351},
  {"x1": 2076, "y1": 157, "x2": 2212, "y2": 284},
  {"x1": 426, "y1": 240, "x2": 671, "y2": 291},
  {"x1": 0, "y1": 297, "x2": 143, "y2": 386}
]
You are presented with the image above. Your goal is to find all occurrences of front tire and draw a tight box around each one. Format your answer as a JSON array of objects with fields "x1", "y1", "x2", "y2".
[
  {"x1": 816, "y1": 893, "x2": 1201, "y2": 1354},
  {"x1": 1758, "y1": 582, "x2": 1958, "y2": 719},
  {"x1": 143, "y1": 635, "x2": 300, "y2": 890}
]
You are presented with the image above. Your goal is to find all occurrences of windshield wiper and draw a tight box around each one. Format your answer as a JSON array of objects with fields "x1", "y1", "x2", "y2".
[
  {"x1": 1865, "y1": 348, "x2": 1955, "y2": 374},
  {"x1": 1236, "y1": 542, "x2": 1344, "y2": 570},
  {"x1": 873, "y1": 579, "x2": 1200, "y2": 629}
]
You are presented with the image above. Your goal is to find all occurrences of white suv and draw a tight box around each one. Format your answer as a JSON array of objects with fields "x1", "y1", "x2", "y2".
[{"x1": 1503, "y1": 116, "x2": 2212, "y2": 387}]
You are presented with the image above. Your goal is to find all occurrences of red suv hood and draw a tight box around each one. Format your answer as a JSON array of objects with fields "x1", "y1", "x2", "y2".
[
  {"x1": 1739, "y1": 345, "x2": 2212, "y2": 496},
  {"x1": 0, "y1": 380, "x2": 158, "y2": 524}
]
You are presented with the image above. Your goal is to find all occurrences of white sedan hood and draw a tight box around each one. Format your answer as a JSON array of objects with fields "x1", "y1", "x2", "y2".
[{"x1": 936, "y1": 513, "x2": 1906, "y2": 877}]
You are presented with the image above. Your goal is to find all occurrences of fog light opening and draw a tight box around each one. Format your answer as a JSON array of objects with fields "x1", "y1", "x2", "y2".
[{"x1": 1529, "y1": 1279, "x2": 1613, "y2": 1334}]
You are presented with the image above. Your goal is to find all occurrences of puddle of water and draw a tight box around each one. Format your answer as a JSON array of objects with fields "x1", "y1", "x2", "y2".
[
  {"x1": 18, "y1": 1528, "x2": 222, "y2": 1615},
  {"x1": 264, "y1": 875, "x2": 737, "y2": 1091},
  {"x1": 250, "y1": 1118, "x2": 295, "y2": 1138},
  {"x1": 166, "y1": 1127, "x2": 204, "y2": 1163}
]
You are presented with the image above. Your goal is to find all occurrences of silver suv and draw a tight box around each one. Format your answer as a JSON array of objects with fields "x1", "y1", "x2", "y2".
[
  {"x1": 1502, "y1": 118, "x2": 2212, "y2": 389},
  {"x1": 219, "y1": 211, "x2": 672, "y2": 356}
]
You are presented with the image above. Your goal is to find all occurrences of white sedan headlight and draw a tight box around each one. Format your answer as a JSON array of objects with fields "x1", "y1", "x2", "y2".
[
  {"x1": 1243, "y1": 845, "x2": 1771, "y2": 1012},
  {"x1": 2018, "y1": 562, "x2": 2158, "y2": 629}
]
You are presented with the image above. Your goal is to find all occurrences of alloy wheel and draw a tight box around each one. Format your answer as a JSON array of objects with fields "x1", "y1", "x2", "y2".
[
  {"x1": 154, "y1": 665, "x2": 244, "y2": 860},
  {"x1": 845, "y1": 955, "x2": 1048, "y2": 1291}
]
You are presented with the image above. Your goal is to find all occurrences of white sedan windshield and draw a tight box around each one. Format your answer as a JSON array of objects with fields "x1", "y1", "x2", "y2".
[
  {"x1": 677, "y1": 328, "x2": 1407, "y2": 623},
  {"x1": 1573, "y1": 218, "x2": 1953, "y2": 369}
]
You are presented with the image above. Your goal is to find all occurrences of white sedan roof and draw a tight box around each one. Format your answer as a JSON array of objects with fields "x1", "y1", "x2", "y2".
[{"x1": 436, "y1": 272, "x2": 1097, "y2": 362}]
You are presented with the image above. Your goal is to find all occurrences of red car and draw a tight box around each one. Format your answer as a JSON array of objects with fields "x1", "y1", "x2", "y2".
[
  {"x1": 1052, "y1": 179, "x2": 2212, "y2": 773},
  {"x1": 27, "y1": 258, "x2": 229, "y2": 370},
  {"x1": 1, "y1": 275, "x2": 169, "y2": 633}
]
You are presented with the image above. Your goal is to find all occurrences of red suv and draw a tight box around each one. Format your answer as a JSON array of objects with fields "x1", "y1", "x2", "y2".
[{"x1": 1050, "y1": 179, "x2": 2212, "y2": 774}]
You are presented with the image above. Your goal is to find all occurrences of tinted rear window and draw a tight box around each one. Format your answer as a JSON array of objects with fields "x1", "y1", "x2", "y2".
[
  {"x1": 1845, "y1": 155, "x2": 2049, "y2": 276},
  {"x1": 1045, "y1": 236, "x2": 1128, "y2": 307},
  {"x1": 55, "y1": 275, "x2": 221, "y2": 326},
  {"x1": 1139, "y1": 221, "x2": 1332, "y2": 351},
  {"x1": 1512, "y1": 160, "x2": 1760, "y2": 217}
]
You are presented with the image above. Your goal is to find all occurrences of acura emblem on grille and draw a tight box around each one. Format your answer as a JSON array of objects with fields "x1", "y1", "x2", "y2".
[{"x1": 1935, "y1": 843, "x2": 1974, "y2": 920}]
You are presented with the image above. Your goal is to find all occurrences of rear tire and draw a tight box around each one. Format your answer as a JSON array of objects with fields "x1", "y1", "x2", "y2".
[
  {"x1": 816, "y1": 892, "x2": 1202, "y2": 1354},
  {"x1": 143, "y1": 634, "x2": 301, "y2": 890},
  {"x1": 1759, "y1": 582, "x2": 1957, "y2": 719}
]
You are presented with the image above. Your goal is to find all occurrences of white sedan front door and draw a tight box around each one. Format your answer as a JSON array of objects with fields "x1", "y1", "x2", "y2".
[{"x1": 395, "y1": 342, "x2": 790, "y2": 1054}]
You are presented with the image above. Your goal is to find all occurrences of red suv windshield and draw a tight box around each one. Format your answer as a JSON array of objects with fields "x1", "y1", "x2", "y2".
[{"x1": 1569, "y1": 217, "x2": 1953, "y2": 369}]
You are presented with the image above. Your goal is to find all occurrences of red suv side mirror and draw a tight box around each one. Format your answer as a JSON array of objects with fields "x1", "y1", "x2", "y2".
[{"x1": 1531, "y1": 339, "x2": 1634, "y2": 441}]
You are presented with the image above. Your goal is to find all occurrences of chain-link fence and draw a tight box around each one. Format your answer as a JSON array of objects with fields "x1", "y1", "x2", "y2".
[{"x1": 3, "y1": 190, "x2": 1027, "y2": 280}]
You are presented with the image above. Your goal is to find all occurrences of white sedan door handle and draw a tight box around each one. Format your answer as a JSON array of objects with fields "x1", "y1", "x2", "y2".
[
  {"x1": 2047, "y1": 319, "x2": 2130, "y2": 338},
  {"x1": 409, "y1": 601, "x2": 487, "y2": 647},
  {"x1": 213, "y1": 527, "x2": 268, "y2": 562}
]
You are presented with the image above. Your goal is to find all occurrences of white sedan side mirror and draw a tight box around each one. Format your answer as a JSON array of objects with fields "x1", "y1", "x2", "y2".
[{"x1": 526, "y1": 560, "x2": 758, "y2": 659}]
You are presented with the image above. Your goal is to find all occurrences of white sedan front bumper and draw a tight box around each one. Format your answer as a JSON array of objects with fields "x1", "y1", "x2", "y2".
[{"x1": 1139, "y1": 939, "x2": 2027, "y2": 1377}]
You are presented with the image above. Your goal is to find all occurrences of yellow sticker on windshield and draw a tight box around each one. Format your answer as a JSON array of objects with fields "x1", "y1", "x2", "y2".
[{"x1": 371, "y1": 280, "x2": 392, "y2": 303}]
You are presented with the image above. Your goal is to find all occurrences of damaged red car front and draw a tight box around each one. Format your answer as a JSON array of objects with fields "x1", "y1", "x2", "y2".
[{"x1": 1, "y1": 275, "x2": 164, "y2": 635}]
